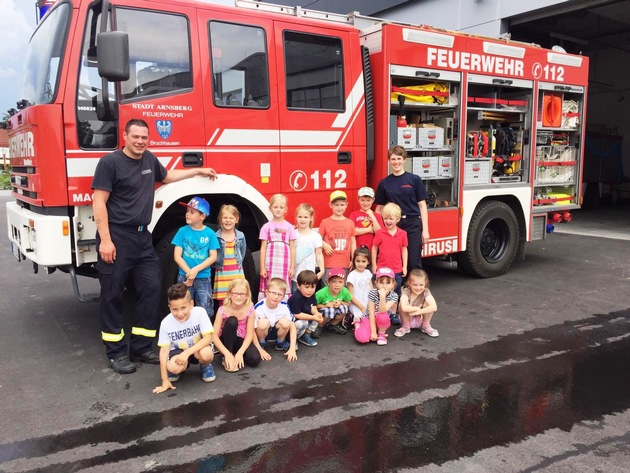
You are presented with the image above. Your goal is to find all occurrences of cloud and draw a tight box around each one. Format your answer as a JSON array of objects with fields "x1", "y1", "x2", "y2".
[
  {"x1": 0, "y1": 0, "x2": 33, "y2": 62},
  {"x1": 0, "y1": 66, "x2": 18, "y2": 79},
  {"x1": 0, "y1": 0, "x2": 34, "y2": 112}
]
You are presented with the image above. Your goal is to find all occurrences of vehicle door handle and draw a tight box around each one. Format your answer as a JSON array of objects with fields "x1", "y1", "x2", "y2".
[
  {"x1": 182, "y1": 152, "x2": 203, "y2": 167},
  {"x1": 338, "y1": 152, "x2": 351, "y2": 164}
]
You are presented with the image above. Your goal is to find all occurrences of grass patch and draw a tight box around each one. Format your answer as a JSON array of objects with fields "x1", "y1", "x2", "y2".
[{"x1": 1, "y1": 167, "x2": 11, "y2": 190}]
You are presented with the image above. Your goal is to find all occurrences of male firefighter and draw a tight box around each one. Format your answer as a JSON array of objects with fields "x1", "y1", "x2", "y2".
[{"x1": 92, "y1": 118, "x2": 218, "y2": 374}]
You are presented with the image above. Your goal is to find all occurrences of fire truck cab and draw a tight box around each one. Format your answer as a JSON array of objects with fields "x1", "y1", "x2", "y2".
[{"x1": 5, "y1": 0, "x2": 588, "y2": 300}]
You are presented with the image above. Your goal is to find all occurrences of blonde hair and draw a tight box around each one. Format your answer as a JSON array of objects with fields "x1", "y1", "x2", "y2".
[
  {"x1": 407, "y1": 269, "x2": 430, "y2": 288},
  {"x1": 222, "y1": 278, "x2": 252, "y2": 307},
  {"x1": 267, "y1": 277, "x2": 288, "y2": 294},
  {"x1": 269, "y1": 193, "x2": 288, "y2": 208},
  {"x1": 382, "y1": 202, "x2": 402, "y2": 220},
  {"x1": 295, "y1": 203, "x2": 315, "y2": 228},
  {"x1": 218, "y1": 204, "x2": 240, "y2": 226}
]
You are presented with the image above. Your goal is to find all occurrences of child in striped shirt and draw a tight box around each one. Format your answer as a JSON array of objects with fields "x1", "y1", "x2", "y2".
[{"x1": 213, "y1": 205, "x2": 247, "y2": 311}]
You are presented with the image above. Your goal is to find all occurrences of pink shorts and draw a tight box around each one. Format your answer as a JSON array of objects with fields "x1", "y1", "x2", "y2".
[
  {"x1": 354, "y1": 312, "x2": 391, "y2": 344},
  {"x1": 408, "y1": 316, "x2": 423, "y2": 329}
]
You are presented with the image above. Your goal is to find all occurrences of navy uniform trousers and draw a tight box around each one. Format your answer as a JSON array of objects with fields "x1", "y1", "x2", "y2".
[
  {"x1": 97, "y1": 224, "x2": 162, "y2": 359},
  {"x1": 399, "y1": 215, "x2": 423, "y2": 271}
]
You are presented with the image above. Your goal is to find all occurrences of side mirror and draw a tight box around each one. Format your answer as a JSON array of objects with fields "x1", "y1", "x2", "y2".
[{"x1": 97, "y1": 31, "x2": 130, "y2": 82}]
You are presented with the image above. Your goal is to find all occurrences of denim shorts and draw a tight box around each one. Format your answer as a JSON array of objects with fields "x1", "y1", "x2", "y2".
[{"x1": 177, "y1": 274, "x2": 214, "y2": 317}]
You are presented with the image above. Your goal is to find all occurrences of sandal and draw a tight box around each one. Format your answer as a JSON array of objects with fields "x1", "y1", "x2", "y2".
[
  {"x1": 394, "y1": 326, "x2": 410, "y2": 338},
  {"x1": 421, "y1": 324, "x2": 439, "y2": 337},
  {"x1": 222, "y1": 358, "x2": 240, "y2": 372}
]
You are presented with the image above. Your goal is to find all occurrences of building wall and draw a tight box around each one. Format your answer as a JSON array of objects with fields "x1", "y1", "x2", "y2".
[
  {"x1": 269, "y1": 0, "x2": 627, "y2": 178},
  {"x1": 374, "y1": 0, "x2": 571, "y2": 36},
  {"x1": 0, "y1": 129, "x2": 8, "y2": 169}
]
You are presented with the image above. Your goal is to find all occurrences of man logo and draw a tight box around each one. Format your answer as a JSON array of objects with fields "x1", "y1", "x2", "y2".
[{"x1": 156, "y1": 120, "x2": 173, "y2": 140}]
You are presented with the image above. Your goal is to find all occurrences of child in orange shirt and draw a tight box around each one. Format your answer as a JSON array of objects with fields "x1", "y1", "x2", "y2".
[{"x1": 319, "y1": 190, "x2": 356, "y2": 283}]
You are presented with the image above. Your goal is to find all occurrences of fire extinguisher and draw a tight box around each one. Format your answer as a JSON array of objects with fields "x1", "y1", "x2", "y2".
[{"x1": 397, "y1": 95, "x2": 407, "y2": 127}]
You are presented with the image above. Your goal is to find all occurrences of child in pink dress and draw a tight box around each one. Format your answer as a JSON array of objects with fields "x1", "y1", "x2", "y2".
[{"x1": 258, "y1": 194, "x2": 297, "y2": 301}]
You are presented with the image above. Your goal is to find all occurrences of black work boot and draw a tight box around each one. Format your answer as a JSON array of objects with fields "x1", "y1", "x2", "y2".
[
  {"x1": 130, "y1": 350, "x2": 159, "y2": 365},
  {"x1": 109, "y1": 355, "x2": 136, "y2": 374}
]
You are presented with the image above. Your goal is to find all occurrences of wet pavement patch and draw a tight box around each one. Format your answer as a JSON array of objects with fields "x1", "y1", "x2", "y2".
[{"x1": 1, "y1": 310, "x2": 629, "y2": 472}]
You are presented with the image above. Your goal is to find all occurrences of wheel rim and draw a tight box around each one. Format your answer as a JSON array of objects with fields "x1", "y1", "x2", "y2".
[{"x1": 480, "y1": 218, "x2": 510, "y2": 263}]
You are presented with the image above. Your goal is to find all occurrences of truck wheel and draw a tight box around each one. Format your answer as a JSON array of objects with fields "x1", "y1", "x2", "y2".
[
  {"x1": 155, "y1": 229, "x2": 179, "y2": 312},
  {"x1": 458, "y1": 200, "x2": 519, "y2": 278},
  {"x1": 242, "y1": 250, "x2": 259, "y2": 303},
  {"x1": 154, "y1": 229, "x2": 259, "y2": 309}
]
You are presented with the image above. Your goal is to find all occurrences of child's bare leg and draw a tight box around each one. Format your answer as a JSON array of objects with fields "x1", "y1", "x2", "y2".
[
  {"x1": 275, "y1": 317, "x2": 291, "y2": 341},
  {"x1": 421, "y1": 311, "x2": 439, "y2": 337},
  {"x1": 330, "y1": 312, "x2": 344, "y2": 326},
  {"x1": 255, "y1": 319, "x2": 271, "y2": 343},
  {"x1": 167, "y1": 358, "x2": 188, "y2": 375},
  {"x1": 195, "y1": 347, "x2": 214, "y2": 364},
  {"x1": 399, "y1": 311, "x2": 412, "y2": 328}
]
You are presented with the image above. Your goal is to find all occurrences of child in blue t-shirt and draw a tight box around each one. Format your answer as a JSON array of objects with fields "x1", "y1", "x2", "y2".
[{"x1": 172, "y1": 197, "x2": 220, "y2": 318}]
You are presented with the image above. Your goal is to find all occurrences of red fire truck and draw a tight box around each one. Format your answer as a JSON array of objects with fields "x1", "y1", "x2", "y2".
[{"x1": 5, "y1": 0, "x2": 588, "y2": 300}]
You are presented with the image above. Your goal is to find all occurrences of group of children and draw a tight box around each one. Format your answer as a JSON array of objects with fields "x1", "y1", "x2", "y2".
[{"x1": 153, "y1": 188, "x2": 439, "y2": 393}]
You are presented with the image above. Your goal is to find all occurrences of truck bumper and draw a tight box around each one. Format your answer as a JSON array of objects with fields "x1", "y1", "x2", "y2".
[{"x1": 6, "y1": 201, "x2": 72, "y2": 266}]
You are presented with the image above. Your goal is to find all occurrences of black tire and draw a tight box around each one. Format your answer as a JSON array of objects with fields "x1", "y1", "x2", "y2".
[
  {"x1": 242, "y1": 249, "x2": 259, "y2": 303},
  {"x1": 458, "y1": 200, "x2": 519, "y2": 278},
  {"x1": 155, "y1": 229, "x2": 179, "y2": 312},
  {"x1": 154, "y1": 229, "x2": 259, "y2": 309}
]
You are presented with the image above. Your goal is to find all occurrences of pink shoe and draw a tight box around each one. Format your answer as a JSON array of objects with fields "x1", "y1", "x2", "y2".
[
  {"x1": 394, "y1": 326, "x2": 410, "y2": 338},
  {"x1": 421, "y1": 324, "x2": 439, "y2": 337},
  {"x1": 376, "y1": 333, "x2": 388, "y2": 345}
]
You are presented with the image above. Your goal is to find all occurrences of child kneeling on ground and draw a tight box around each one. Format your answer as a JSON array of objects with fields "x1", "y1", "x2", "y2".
[
  {"x1": 153, "y1": 283, "x2": 216, "y2": 394},
  {"x1": 395, "y1": 269, "x2": 439, "y2": 338},
  {"x1": 253, "y1": 277, "x2": 298, "y2": 362},
  {"x1": 288, "y1": 269, "x2": 324, "y2": 347},
  {"x1": 354, "y1": 267, "x2": 398, "y2": 346},
  {"x1": 315, "y1": 268, "x2": 352, "y2": 335}
]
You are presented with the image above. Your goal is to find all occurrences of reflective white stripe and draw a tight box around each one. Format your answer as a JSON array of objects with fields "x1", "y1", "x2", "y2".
[
  {"x1": 207, "y1": 128, "x2": 221, "y2": 146},
  {"x1": 215, "y1": 129, "x2": 280, "y2": 146},
  {"x1": 205, "y1": 147, "x2": 337, "y2": 153},
  {"x1": 67, "y1": 157, "x2": 173, "y2": 177},
  {"x1": 332, "y1": 72, "x2": 364, "y2": 129},
  {"x1": 67, "y1": 158, "x2": 100, "y2": 177},
  {"x1": 66, "y1": 149, "x2": 204, "y2": 154},
  {"x1": 280, "y1": 130, "x2": 342, "y2": 146},
  {"x1": 215, "y1": 129, "x2": 343, "y2": 147}
]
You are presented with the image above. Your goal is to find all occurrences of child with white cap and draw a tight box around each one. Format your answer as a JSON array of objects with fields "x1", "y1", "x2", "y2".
[{"x1": 350, "y1": 186, "x2": 383, "y2": 250}]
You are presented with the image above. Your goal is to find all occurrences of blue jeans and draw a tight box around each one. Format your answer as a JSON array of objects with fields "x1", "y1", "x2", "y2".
[
  {"x1": 177, "y1": 274, "x2": 214, "y2": 318},
  {"x1": 395, "y1": 272, "x2": 403, "y2": 298}
]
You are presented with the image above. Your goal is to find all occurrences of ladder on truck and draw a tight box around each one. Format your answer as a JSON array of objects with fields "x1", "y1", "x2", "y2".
[{"x1": 234, "y1": 0, "x2": 384, "y2": 31}]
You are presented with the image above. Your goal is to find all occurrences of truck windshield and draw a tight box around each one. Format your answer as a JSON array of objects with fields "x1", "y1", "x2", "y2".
[{"x1": 20, "y1": 3, "x2": 71, "y2": 105}]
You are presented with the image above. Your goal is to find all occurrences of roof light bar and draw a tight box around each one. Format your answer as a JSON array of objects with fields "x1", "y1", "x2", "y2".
[
  {"x1": 483, "y1": 41, "x2": 525, "y2": 59},
  {"x1": 403, "y1": 28, "x2": 454, "y2": 48},
  {"x1": 547, "y1": 52, "x2": 583, "y2": 67}
]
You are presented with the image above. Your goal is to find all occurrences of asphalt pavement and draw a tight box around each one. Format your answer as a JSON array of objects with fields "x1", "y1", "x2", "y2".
[{"x1": 1, "y1": 193, "x2": 629, "y2": 472}]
